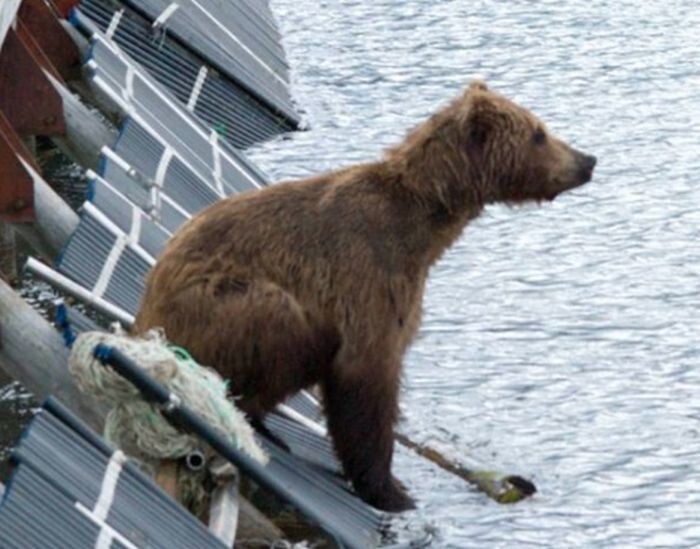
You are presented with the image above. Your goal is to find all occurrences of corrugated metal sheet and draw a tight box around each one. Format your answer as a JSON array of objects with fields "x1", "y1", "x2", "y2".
[
  {"x1": 0, "y1": 398, "x2": 225, "y2": 549},
  {"x1": 73, "y1": 0, "x2": 299, "y2": 149}
]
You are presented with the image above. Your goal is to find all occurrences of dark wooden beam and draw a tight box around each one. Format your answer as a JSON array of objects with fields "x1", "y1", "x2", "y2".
[
  {"x1": 0, "y1": 110, "x2": 35, "y2": 222},
  {"x1": 18, "y1": 0, "x2": 81, "y2": 82},
  {"x1": 0, "y1": 28, "x2": 65, "y2": 138}
]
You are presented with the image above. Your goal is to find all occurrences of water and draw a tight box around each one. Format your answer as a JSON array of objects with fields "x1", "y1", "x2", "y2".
[
  {"x1": 2, "y1": 1, "x2": 698, "y2": 546},
  {"x1": 246, "y1": 1, "x2": 700, "y2": 546}
]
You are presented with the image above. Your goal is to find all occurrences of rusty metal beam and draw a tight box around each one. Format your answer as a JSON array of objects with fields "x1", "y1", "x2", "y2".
[
  {"x1": 0, "y1": 28, "x2": 65, "y2": 138},
  {"x1": 18, "y1": 0, "x2": 81, "y2": 82},
  {"x1": 0, "y1": 111, "x2": 35, "y2": 222}
]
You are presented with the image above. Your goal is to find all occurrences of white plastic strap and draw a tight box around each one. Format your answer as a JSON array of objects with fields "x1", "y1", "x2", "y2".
[
  {"x1": 152, "y1": 3, "x2": 179, "y2": 29},
  {"x1": 97, "y1": 148, "x2": 191, "y2": 223},
  {"x1": 92, "y1": 206, "x2": 142, "y2": 298},
  {"x1": 94, "y1": 450, "x2": 127, "y2": 521},
  {"x1": 187, "y1": 65, "x2": 208, "y2": 112},
  {"x1": 93, "y1": 236, "x2": 126, "y2": 298},
  {"x1": 73, "y1": 450, "x2": 138, "y2": 549},
  {"x1": 75, "y1": 501, "x2": 138, "y2": 549},
  {"x1": 209, "y1": 130, "x2": 224, "y2": 196},
  {"x1": 90, "y1": 34, "x2": 262, "y2": 189},
  {"x1": 123, "y1": 65, "x2": 135, "y2": 103},
  {"x1": 154, "y1": 147, "x2": 174, "y2": 188},
  {"x1": 128, "y1": 205, "x2": 142, "y2": 243},
  {"x1": 105, "y1": 9, "x2": 124, "y2": 39}
]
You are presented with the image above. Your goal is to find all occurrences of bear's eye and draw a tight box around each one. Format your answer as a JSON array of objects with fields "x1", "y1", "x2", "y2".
[{"x1": 533, "y1": 129, "x2": 547, "y2": 146}]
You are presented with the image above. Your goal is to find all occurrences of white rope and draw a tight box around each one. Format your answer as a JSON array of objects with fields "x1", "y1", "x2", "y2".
[
  {"x1": 69, "y1": 330, "x2": 268, "y2": 465},
  {"x1": 187, "y1": 66, "x2": 208, "y2": 112}
]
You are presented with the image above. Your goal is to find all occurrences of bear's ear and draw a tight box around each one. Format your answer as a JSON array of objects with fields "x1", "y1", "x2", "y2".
[
  {"x1": 466, "y1": 80, "x2": 489, "y2": 94},
  {"x1": 465, "y1": 93, "x2": 496, "y2": 149}
]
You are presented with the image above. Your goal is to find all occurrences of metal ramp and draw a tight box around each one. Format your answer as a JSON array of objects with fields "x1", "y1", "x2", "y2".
[
  {"x1": 0, "y1": 398, "x2": 226, "y2": 549},
  {"x1": 20, "y1": 7, "x2": 392, "y2": 549},
  {"x1": 51, "y1": 302, "x2": 389, "y2": 548},
  {"x1": 71, "y1": 0, "x2": 299, "y2": 149}
]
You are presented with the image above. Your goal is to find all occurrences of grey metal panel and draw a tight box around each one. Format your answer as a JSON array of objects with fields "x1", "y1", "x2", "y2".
[
  {"x1": 75, "y1": 0, "x2": 298, "y2": 149},
  {"x1": 88, "y1": 178, "x2": 169, "y2": 258},
  {"x1": 103, "y1": 248, "x2": 150, "y2": 315},
  {"x1": 0, "y1": 466, "x2": 102, "y2": 549},
  {"x1": 76, "y1": 18, "x2": 268, "y2": 192},
  {"x1": 0, "y1": 405, "x2": 225, "y2": 548},
  {"x1": 58, "y1": 214, "x2": 116, "y2": 291},
  {"x1": 265, "y1": 412, "x2": 340, "y2": 474},
  {"x1": 119, "y1": 0, "x2": 296, "y2": 117},
  {"x1": 111, "y1": 117, "x2": 165, "y2": 180}
]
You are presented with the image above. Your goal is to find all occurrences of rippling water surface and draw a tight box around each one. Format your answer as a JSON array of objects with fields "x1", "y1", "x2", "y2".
[{"x1": 250, "y1": 1, "x2": 700, "y2": 546}]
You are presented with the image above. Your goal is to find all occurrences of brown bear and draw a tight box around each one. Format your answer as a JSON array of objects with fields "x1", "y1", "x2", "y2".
[{"x1": 135, "y1": 81, "x2": 596, "y2": 512}]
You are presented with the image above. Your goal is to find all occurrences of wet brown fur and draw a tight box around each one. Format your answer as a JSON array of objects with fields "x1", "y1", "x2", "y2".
[{"x1": 135, "y1": 82, "x2": 595, "y2": 511}]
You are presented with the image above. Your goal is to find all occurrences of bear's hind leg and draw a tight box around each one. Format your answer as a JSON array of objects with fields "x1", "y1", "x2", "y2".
[{"x1": 137, "y1": 277, "x2": 331, "y2": 417}]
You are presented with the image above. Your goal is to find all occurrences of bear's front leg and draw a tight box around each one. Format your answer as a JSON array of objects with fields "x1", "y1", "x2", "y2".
[{"x1": 322, "y1": 359, "x2": 415, "y2": 512}]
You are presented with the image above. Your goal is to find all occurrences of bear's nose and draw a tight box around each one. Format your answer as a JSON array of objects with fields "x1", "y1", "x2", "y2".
[
  {"x1": 582, "y1": 154, "x2": 597, "y2": 171},
  {"x1": 578, "y1": 153, "x2": 597, "y2": 181}
]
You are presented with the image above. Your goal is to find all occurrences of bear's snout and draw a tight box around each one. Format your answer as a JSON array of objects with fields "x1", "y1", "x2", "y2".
[{"x1": 577, "y1": 153, "x2": 597, "y2": 183}]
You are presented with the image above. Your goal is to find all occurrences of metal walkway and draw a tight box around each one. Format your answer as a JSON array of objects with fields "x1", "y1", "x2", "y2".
[
  {"x1": 17, "y1": 3, "x2": 390, "y2": 547},
  {"x1": 0, "y1": 398, "x2": 226, "y2": 548}
]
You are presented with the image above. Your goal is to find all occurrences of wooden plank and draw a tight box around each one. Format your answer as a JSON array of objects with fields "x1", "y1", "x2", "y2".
[
  {"x1": 0, "y1": 278, "x2": 105, "y2": 432},
  {"x1": 11, "y1": 157, "x2": 78, "y2": 259},
  {"x1": 46, "y1": 70, "x2": 117, "y2": 171},
  {"x1": 18, "y1": 0, "x2": 81, "y2": 82},
  {"x1": 0, "y1": 110, "x2": 35, "y2": 222},
  {"x1": 0, "y1": 28, "x2": 65, "y2": 137}
]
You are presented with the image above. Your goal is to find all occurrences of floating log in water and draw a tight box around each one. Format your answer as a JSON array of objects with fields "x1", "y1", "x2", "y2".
[{"x1": 395, "y1": 432, "x2": 537, "y2": 504}]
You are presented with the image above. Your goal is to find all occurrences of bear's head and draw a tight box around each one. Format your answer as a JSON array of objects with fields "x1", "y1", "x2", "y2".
[{"x1": 460, "y1": 81, "x2": 596, "y2": 204}]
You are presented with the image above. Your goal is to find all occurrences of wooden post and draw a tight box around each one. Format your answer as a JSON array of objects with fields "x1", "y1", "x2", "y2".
[
  {"x1": 0, "y1": 223, "x2": 16, "y2": 283},
  {"x1": 46, "y1": 70, "x2": 116, "y2": 171},
  {"x1": 11, "y1": 160, "x2": 78, "y2": 260},
  {"x1": 0, "y1": 277, "x2": 105, "y2": 430}
]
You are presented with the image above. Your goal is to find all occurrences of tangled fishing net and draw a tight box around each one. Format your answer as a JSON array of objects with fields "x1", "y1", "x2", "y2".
[{"x1": 69, "y1": 329, "x2": 267, "y2": 511}]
